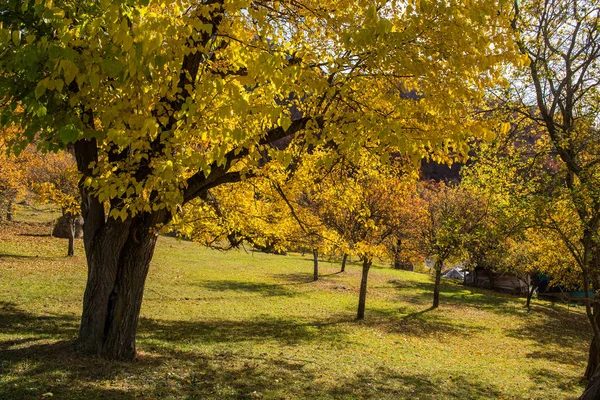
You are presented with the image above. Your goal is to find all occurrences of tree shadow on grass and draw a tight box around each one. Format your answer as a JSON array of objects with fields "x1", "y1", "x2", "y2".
[
  {"x1": 528, "y1": 367, "x2": 584, "y2": 395},
  {"x1": 386, "y1": 278, "x2": 548, "y2": 318},
  {"x1": 326, "y1": 365, "x2": 506, "y2": 399},
  {"x1": 138, "y1": 314, "x2": 349, "y2": 347},
  {"x1": 361, "y1": 306, "x2": 489, "y2": 340},
  {"x1": 0, "y1": 302, "x2": 79, "y2": 343},
  {"x1": 0, "y1": 253, "x2": 59, "y2": 260},
  {"x1": 272, "y1": 271, "x2": 345, "y2": 285},
  {"x1": 196, "y1": 279, "x2": 299, "y2": 297},
  {"x1": 505, "y1": 311, "x2": 590, "y2": 367},
  {"x1": 0, "y1": 301, "x2": 585, "y2": 400}
]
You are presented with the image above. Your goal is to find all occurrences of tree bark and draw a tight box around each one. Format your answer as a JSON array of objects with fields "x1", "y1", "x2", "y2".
[
  {"x1": 487, "y1": 266, "x2": 495, "y2": 290},
  {"x1": 341, "y1": 253, "x2": 348, "y2": 272},
  {"x1": 432, "y1": 258, "x2": 443, "y2": 309},
  {"x1": 76, "y1": 211, "x2": 165, "y2": 360},
  {"x1": 581, "y1": 360, "x2": 600, "y2": 399},
  {"x1": 585, "y1": 310, "x2": 600, "y2": 380},
  {"x1": 357, "y1": 258, "x2": 372, "y2": 320},
  {"x1": 313, "y1": 249, "x2": 319, "y2": 281},
  {"x1": 526, "y1": 282, "x2": 535, "y2": 309},
  {"x1": 67, "y1": 214, "x2": 75, "y2": 257},
  {"x1": 6, "y1": 201, "x2": 13, "y2": 221}
]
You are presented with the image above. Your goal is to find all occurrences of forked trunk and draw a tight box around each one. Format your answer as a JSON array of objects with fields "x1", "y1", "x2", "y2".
[
  {"x1": 356, "y1": 258, "x2": 372, "y2": 320},
  {"x1": 76, "y1": 205, "x2": 166, "y2": 360},
  {"x1": 341, "y1": 253, "x2": 348, "y2": 272},
  {"x1": 432, "y1": 258, "x2": 443, "y2": 309},
  {"x1": 313, "y1": 249, "x2": 319, "y2": 281}
]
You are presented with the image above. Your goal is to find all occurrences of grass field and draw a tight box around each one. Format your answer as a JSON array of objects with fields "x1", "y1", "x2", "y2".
[{"x1": 0, "y1": 207, "x2": 592, "y2": 399}]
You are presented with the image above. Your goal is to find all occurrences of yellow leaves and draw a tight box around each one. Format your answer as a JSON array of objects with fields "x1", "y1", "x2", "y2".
[
  {"x1": 11, "y1": 30, "x2": 20, "y2": 46},
  {"x1": 499, "y1": 122, "x2": 511, "y2": 135},
  {"x1": 110, "y1": 208, "x2": 129, "y2": 222},
  {"x1": 277, "y1": 115, "x2": 292, "y2": 132}
]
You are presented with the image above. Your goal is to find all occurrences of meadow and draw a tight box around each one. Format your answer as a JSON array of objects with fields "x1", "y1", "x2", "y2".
[{"x1": 0, "y1": 205, "x2": 591, "y2": 399}]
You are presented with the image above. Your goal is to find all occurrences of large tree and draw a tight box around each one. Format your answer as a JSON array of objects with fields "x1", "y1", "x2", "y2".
[
  {"x1": 510, "y1": 0, "x2": 600, "y2": 392},
  {"x1": 0, "y1": 0, "x2": 516, "y2": 360}
]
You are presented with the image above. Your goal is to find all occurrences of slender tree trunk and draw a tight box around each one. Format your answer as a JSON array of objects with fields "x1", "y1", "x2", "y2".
[
  {"x1": 313, "y1": 249, "x2": 319, "y2": 281},
  {"x1": 341, "y1": 253, "x2": 348, "y2": 272},
  {"x1": 488, "y1": 266, "x2": 495, "y2": 290},
  {"x1": 6, "y1": 201, "x2": 13, "y2": 221},
  {"x1": 432, "y1": 258, "x2": 444, "y2": 309},
  {"x1": 356, "y1": 258, "x2": 372, "y2": 320},
  {"x1": 526, "y1": 282, "x2": 536, "y2": 309},
  {"x1": 67, "y1": 214, "x2": 75, "y2": 257}
]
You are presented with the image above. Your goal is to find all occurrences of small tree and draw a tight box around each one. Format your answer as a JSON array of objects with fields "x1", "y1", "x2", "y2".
[
  {"x1": 419, "y1": 183, "x2": 488, "y2": 309},
  {"x1": 303, "y1": 158, "x2": 418, "y2": 319},
  {"x1": 27, "y1": 149, "x2": 80, "y2": 255}
]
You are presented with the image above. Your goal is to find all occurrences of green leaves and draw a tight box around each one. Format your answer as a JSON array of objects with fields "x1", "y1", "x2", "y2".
[
  {"x1": 60, "y1": 60, "x2": 79, "y2": 85},
  {"x1": 34, "y1": 81, "x2": 46, "y2": 100},
  {"x1": 58, "y1": 125, "x2": 80, "y2": 145}
]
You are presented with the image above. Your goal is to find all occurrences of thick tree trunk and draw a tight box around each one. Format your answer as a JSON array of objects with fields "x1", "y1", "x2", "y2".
[
  {"x1": 341, "y1": 253, "x2": 348, "y2": 272},
  {"x1": 313, "y1": 249, "x2": 319, "y2": 281},
  {"x1": 586, "y1": 335, "x2": 600, "y2": 381},
  {"x1": 432, "y1": 258, "x2": 443, "y2": 309},
  {"x1": 76, "y1": 212, "x2": 164, "y2": 360},
  {"x1": 581, "y1": 361, "x2": 600, "y2": 399},
  {"x1": 357, "y1": 258, "x2": 372, "y2": 320},
  {"x1": 584, "y1": 309, "x2": 600, "y2": 381}
]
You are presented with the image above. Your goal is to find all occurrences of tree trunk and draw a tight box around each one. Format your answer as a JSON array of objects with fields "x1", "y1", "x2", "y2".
[
  {"x1": 432, "y1": 258, "x2": 443, "y2": 309},
  {"x1": 312, "y1": 249, "x2": 319, "y2": 281},
  {"x1": 341, "y1": 253, "x2": 348, "y2": 272},
  {"x1": 392, "y1": 237, "x2": 402, "y2": 269},
  {"x1": 488, "y1": 266, "x2": 495, "y2": 290},
  {"x1": 581, "y1": 360, "x2": 600, "y2": 399},
  {"x1": 6, "y1": 201, "x2": 13, "y2": 221},
  {"x1": 67, "y1": 214, "x2": 75, "y2": 257},
  {"x1": 356, "y1": 258, "x2": 372, "y2": 320},
  {"x1": 76, "y1": 211, "x2": 165, "y2": 360},
  {"x1": 586, "y1": 335, "x2": 600, "y2": 381},
  {"x1": 526, "y1": 282, "x2": 535, "y2": 309}
]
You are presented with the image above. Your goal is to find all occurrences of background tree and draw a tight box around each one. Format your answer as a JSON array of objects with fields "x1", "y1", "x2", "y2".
[
  {"x1": 418, "y1": 183, "x2": 488, "y2": 309},
  {"x1": 511, "y1": 0, "x2": 600, "y2": 389},
  {"x1": 0, "y1": 126, "x2": 27, "y2": 221},
  {"x1": 27, "y1": 149, "x2": 81, "y2": 256},
  {"x1": 305, "y1": 158, "x2": 418, "y2": 319}
]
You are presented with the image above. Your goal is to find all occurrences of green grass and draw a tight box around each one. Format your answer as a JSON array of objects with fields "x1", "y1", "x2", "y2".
[{"x1": 0, "y1": 209, "x2": 591, "y2": 399}]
